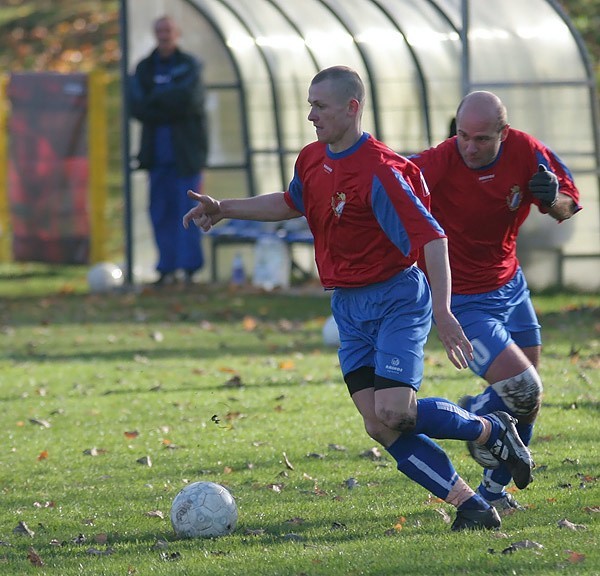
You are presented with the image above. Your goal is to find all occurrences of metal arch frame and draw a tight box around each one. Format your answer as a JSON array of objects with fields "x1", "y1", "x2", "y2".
[
  {"x1": 313, "y1": 0, "x2": 382, "y2": 140},
  {"x1": 370, "y1": 0, "x2": 435, "y2": 147},
  {"x1": 209, "y1": 0, "x2": 288, "y2": 196},
  {"x1": 548, "y1": 0, "x2": 600, "y2": 213},
  {"x1": 182, "y1": 0, "x2": 256, "y2": 195},
  {"x1": 264, "y1": 0, "x2": 321, "y2": 72}
]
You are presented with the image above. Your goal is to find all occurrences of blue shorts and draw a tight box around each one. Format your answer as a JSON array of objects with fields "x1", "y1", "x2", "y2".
[
  {"x1": 331, "y1": 266, "x2": 432, "y2": 392},
  {"x1": 451, "y1": 268, "x2": 541, "y2": 377}
]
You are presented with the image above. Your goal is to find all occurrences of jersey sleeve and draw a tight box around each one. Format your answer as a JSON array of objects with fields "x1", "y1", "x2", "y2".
[{"x1": 371, "y1": 162, "x2": 445, "y2": 257}]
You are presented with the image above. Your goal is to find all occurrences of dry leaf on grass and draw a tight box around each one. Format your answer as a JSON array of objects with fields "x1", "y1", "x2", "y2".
[
  {"x1": 558, "y1": 518, "x2": 587, "y2": 530},
  {"x1": 502, "y1": 540, "x2": 544, "y2": 554},
  {"x1": 27, "y1": 546, "x2": 44, "y2": 566},
  {"x1": 565, "y1": 550, "x2": 586, "y2": 564},
  {"x1": 282, "y1": 451, "x2": 294, "y2": 470},
  {"x1": 13, "y1": 521, "x2": 34, "y2": 537},
  {"x1": 146, "y1": 510, "x2": 164, "y2": 519},
  {"x1": 360, "y1": 447, "x2": 383, "y2": 460},
  {"x1": 435, "y1": 508, "x2": 452, "y2": 525},
  {"x1": 344, "y1": 477, "x2": 359, "y2": 489}
]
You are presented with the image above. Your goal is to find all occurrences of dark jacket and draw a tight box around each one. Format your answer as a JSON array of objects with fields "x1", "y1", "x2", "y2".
[{"x1": 129, "y1": 48, "x2": 208, "y2": 176}]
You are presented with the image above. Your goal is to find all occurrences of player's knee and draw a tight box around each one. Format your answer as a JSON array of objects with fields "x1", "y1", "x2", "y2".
[
  {"x1": 375, "y1": 405, "x2": 417, "y2": 434},
  {"x1": 363, "y1": 419, "x2": 389, "y2": 444},
  {"x1": 491, "y1": 365, "x2": 543, "y2": 421}
]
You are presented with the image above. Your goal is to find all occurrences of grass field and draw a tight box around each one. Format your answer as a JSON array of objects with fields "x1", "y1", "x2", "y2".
[{"x1": 0, "y1": 263, "x2": 598, "y2": 575}]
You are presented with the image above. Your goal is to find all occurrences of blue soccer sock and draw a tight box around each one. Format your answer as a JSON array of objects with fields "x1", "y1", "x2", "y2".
[
  {"x1": 462, "y1": 386, "x2": 509, "y2": 415},
  {"x1": 412, "y1": 397, "x2": 485, "y2": 441},
  {"x1": 385, "y1": 433, "x2": 487, "y2": 511}
]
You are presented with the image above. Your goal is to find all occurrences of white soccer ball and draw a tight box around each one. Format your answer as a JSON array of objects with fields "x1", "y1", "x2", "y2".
[
  {"x1": 170, "y1": 481, "x2": 238, "y2": 539},
  {"x1": 322, "y1": 314, "x2": 340, "y2": 347},
  {"x1": 87, "y1": 262, "x2": 123, "y2": 293}
]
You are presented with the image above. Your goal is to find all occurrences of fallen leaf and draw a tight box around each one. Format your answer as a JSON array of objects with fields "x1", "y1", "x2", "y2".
[
  {"x1": 83, "y1": 447, "x2": 107, "y2": 456},
  {"x1": 94, "y1": 533, "x2": 108, "y2": 544},
  {"x1": 558, "y1": 518, "x2": 586, "y2": 530},
  {"x1": 344, "y1": 477, "x2": 359, "y2": 489},
  {"x1": 37, "y1": 450, "x2": 49, "y2": 461},
  {"x1": 360, "y1": 447, "x2": 382, "y2": 460},
  {"x1": 565, "y1": 550, "x2": 586, "y2": 564},
  {"x1": 223, "y1": 375, "x2": 243, "y2": 388},
  {"x1": 136, "y1": 455, "x2": 152, "y2": 467},
  {"x1": 124, "y1": 430, "x2": 139, "y2": 439},
  {"x1": 502, "y1": 540, "x2": 544, "y2": 554},
  {"x1": 435, "y1": 508, "x2": 452, "y2": 525},
  {"x1": 13, "y1": 522, "x2": 34, "y2": 537},
  {"x1": 27, "y1": 546, "x2": 44, "y2": 566},
  {"x1": 282, "y1": 452, "x2": 294, "y2": 470},
  {"x1": 86, "y1": 547, "x2": 114, "y2": 556},
  {"x1": 278, "y1": 360, "x2": 295, "y2": 370},
  {"x1": 146, "y1": 510, "x2": 164, "y2": 519},
  {"x1": 29, "y1": 418, "x2": 51, "y2": 428},
  {"x1": 242, "y1": 316, "x2": 257, "y2": 331}
]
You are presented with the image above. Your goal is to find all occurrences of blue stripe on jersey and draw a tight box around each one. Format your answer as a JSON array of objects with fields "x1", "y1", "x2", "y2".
[
  {"x1": 287, "y1": 168, "x2": 306, "y2": 214},
  {"x1": 535, "y1": 149, "x2": 575, "y2": 182},
  {"x1": 372, "y1": 174, "x2": 411, "y2": 255},
  {"x1": 371, "y1": 168, "x2": 444, "y2": 256}
]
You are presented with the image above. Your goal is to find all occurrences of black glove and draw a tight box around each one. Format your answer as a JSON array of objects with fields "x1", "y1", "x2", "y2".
[{"x1": 529, "y1": 164, "x2": 558, "y2": 207}]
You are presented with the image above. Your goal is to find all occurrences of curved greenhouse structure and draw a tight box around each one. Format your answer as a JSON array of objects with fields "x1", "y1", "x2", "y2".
[{"x1": 123, "y1": 0, "x2": 600, "y2": 290}]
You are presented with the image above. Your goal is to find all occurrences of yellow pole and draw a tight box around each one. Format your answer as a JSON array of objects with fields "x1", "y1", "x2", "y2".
[
  {"x1": 87, "y1": 69, "x2": 108, "y2": 263},
  {"x1": 0, "y1": 74, "x2": 11, "y2": 262}
]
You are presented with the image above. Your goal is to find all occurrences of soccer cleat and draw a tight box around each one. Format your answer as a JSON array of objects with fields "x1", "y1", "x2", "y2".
[
  {"x1": 458, "y1": 395, "x2": 501, "y2": 470},
  {"x1": 482, "y1": 411, "x2": 534, "y2": 490},
  {"x1": 479, "y1": 491, "x2": 525, "y2": 512},
  {"x1": 451, "y1": 507, "x2": 501, "y2": 531}
]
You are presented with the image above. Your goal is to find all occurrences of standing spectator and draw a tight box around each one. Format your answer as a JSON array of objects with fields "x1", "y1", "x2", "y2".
[
  {"x1": 182, "y1": 66, "x2": 534, "y2": 531},
  {"x1": 130, "y1": 15, "x2": 208, "y2": 285},
  {"x1": 410, "y1": 91, "x2": 581, "y2": 511}
]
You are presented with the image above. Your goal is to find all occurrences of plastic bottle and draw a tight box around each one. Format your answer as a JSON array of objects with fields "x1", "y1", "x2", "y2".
[
  {"x1": 252, "y1": 235, "x2": 290, "y2": 290},
  {"x1": 231, "y1": 253, "x2": 245, "y2": 286}
]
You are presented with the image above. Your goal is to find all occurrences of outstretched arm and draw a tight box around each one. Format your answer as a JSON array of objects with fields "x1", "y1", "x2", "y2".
[
  {"x1": 183, "y1": 191, "x2": 302, "y2": 232},
  {"x1": 422, "y1": 238, "x2": 473, "y2": 369}
]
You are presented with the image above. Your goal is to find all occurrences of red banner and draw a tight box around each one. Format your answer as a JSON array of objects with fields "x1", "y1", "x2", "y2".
[{"x1": 7, "y1": 73, "x2": 90, "y2": 264}]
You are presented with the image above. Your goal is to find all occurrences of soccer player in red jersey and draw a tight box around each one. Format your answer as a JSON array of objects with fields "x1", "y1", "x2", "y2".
[
  {"x1": 184, "y1": 68, "x2": 534, "y2": 530},
  {"x1": 411, "y1": 91, "x2": 581, "y2": 511}
]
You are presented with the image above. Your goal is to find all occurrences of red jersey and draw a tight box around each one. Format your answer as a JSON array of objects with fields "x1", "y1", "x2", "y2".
[
  {"x1": 410, "y1": 129, "x2": 581, "y2": 294},
  {"x1": 284, "y1": 133, "x2": 445, "y2": 289}
]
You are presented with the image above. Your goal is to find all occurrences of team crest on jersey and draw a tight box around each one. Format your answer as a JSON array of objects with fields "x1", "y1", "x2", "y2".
[
  {"x1": 331, "y1": 192, "x2": 346, "y2": 218},
  {"x1": 506, "y1": 185, "x2": 522, "y2": 211}
]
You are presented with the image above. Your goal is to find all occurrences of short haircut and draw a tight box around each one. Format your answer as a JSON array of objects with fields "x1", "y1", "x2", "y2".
[{"x1": 311, "y1": 66, "x2": 365, "y2": 105}]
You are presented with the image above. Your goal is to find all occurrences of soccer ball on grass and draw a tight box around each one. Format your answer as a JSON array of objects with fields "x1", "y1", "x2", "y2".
[
  {"x1": 170, "y1": 481, "x2": 238, "y2": 538},
  {"x1": 87, "y1": 262, "x2": 123, "y2": 293}
]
